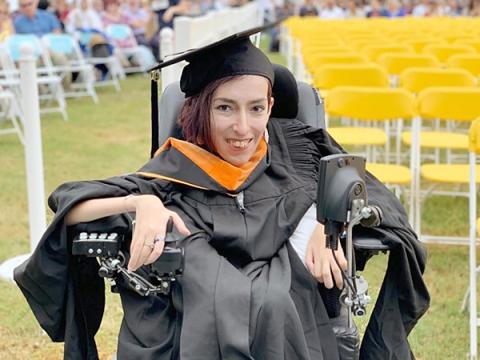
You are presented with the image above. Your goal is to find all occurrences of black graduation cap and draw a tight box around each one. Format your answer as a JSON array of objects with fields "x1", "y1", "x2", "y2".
[{"x1": 149, "y1": 21, "x2": 282, "y2": 157}]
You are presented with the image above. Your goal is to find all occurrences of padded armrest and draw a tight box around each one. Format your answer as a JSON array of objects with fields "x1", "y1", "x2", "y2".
[{"x1": 353, "y1": 236, "x2": 390, "y2": 251}]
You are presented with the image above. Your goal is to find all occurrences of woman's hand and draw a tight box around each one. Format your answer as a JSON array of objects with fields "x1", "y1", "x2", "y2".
[
  {"x1": 127, "y1": 194, "x2": 190, "y2": 272},
  {"x1": 305, "y1": 223, "x2": 347, "y2": 289}
]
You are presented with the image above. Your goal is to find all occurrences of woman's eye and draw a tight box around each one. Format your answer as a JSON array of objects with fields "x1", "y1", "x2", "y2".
[{"x1": 216, "y1": 104, "x2": 231, "y2": 112}]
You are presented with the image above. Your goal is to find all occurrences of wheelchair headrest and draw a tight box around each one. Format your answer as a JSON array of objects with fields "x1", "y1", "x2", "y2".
[
  {"x1": 271, "y1": 64, "x2": 298, "y2": 119},
  {"x1": 157, "y1": 64, "x2": 325, "y2": 146}
]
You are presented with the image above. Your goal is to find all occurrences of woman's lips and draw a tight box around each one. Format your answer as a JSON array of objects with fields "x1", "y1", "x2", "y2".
[{"x1": 227, "y1": 138, "x2": 253, "y2": 150}]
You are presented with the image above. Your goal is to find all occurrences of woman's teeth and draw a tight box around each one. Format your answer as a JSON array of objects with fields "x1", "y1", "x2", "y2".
[{"x1": 229, "y1": 139, "x2": 251, "y2": 149}]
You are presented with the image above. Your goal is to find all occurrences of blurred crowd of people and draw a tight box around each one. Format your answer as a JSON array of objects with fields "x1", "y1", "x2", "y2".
[
  {"x1": 293, "y1": 0, "x2": 480, "y2": 18},
  {"x1": 1, "y1": 0, "x2": 479, "y2": 77},
  {"x1": 0, "y1": 0, "x2": 248, "y2": 68}
]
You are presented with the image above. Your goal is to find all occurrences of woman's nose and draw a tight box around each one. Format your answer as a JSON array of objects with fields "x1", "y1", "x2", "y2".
[{"x1": 233, "y1": 110, "x2": 249, "y2": 135}]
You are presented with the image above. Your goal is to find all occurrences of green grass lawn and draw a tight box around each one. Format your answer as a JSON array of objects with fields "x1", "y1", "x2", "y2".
[{"x1": 0, "y1": 69, "x2": 477, "y2": 359}]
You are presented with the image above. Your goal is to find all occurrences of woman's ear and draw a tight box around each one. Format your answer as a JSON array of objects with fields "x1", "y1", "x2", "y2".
[{"x1": 267, "y1": 96, "x2": 275, "y2": 116}]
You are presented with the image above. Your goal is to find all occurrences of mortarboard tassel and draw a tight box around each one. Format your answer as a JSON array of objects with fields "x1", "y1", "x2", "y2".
[{"x1": 150, "y1": 70, "x2": 161, "y2": 158}]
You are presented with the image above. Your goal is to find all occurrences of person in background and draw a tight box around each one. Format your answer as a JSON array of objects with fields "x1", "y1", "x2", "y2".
[
  {"x1": 102, "y1": 0, "x2": 156, "y2": 70},
  {"x1": 424, "y1": 0, "x2": 444, "y2": 15},
  {"x1": 228, "y1": 0, "x2": 249, "y2": 6},
  {"x1": 102, "y1": 0, "x2": 131, "y2": 30},
  {"x1": 445, "y1": 0, "x2": 464, "y2": 15},
  {"x1": 143, "y1": 2, "x2": 160, "y2": 57},
  {"x1": 0, "y1": 0, "x2": 14, "y2": 42},
  {"x1": 386, "y1": 0, "x2": 406, "y2": 16},
  {"x1": 299, "y1": 0, "x2": 319, "y2": 16},
  {"x1": 65, "y1": 0, "x2": 104, "y2": 34},
  {"x1": 124, "y1": 0, "x2": 159, "y2": 58},
  {"x1": 366, "y1": 0, "x2": 388, "y2": 16},
  {"x1": 51, "y1": 0, "x2": 71, "y2": 29},
  {"x1": 92, "y1": 0, "x2": 105, "y2": 12},
  {"x1": 412, "y1": 0, "x2": 429, "y2": 15},
  {"x1": 37, "y1": 0, "x2": 50, "y2": 10},
  {"x1": 124, "y1": 0, "x2": 149, "y2": 43},
  {"x1": 268, "y1": 0, "x2": 294, "y2": 52},
  {"x1": 402, "y1": 0, "x2": 414, "y2": 14},
  {"x1": 319, "y1": 0, "x2": 345, "y2": 18},
  {"x1": 150, "y1": 0, "x2": 186, "y2": 30},
  {"x1": 66, "y1": 0, "x2": 113, "y2": 80},
  {"x1": 14, "y1": 0, "x2": 61, "y2": 36},
  {"x1": 160, "y1": 0, "x2": 190, "y2": 27},
  {"x1": 468, "y1": 0, "x2": 480, "y2": 14},
  {"x1": 13, "y1": 0, "x2": 73, "y2": 87},
  {"x1": 344, "y1": 0, "x2": 365, "y2": 17}
]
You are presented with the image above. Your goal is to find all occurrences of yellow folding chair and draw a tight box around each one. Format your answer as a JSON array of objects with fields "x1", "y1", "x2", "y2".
[
  {"x1": 362, "y1": 44, "x2": 414, "y2": 61},
  {"x1": 349, "y1": 39, "x2": 390, "y2": 52},
  {"x1": 399, "y1": 67, "x2": 477, "y2": 94},
  {"x1": 454, "y1": 39, "x2": 480, "y2": 53},
  {"x1": 403, "y1": 39, "x2": 446, "y2": 54},
  {"x1": 303, "y1": 53, "x2": 368, "y2": 74},
  {"x1": 377, "y1": 53, "x2": 440, "y2": 76},
  {"x1": 422, "y1": 44, "x2": 476, "y2": 64},
  {"x1": 312, "y1": 63, "x2": 389, "y2": 91},
  {"x1": 301, "y1": 45, "x2": 351, "y2": 59},
  {"x1": 399, "y1": 68, "x2": 477, "y2": 163},
  {"x1": 410, "y1": 87, "x2": 480, "y2": 241},
  {"x1": 325, "y1": 86, "x2": 415, "y2": 219},
  {"x1": 306, "y1": 53, "x2": 368, "y2": 67},
  {"x1": 447, "y1": 54, "x2": 480, "y2": 78}
]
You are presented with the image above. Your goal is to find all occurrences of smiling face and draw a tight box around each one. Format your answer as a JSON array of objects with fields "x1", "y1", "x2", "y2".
[{"x1": 209, "y1": 75, "x2": 273, "y2": 167}]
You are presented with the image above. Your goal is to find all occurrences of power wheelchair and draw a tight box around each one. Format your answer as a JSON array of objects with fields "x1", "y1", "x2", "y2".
[{"x1": 72, "y1": 63, "x2": 390, "y2": 360}]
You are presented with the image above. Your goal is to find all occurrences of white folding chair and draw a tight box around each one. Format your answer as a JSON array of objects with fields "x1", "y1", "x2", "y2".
[
  {"x1": 2, "y1": 34, "x2": 68, "y2": 121},
  {"x1": 0, "y1": 87, "x2": 24, "y2": 144},
  {"x1": 76, "y1": 30, "x2": 124, "y2": 91},
  {"x1": 105, "y1": 24, "x2": 155, "y2": 74},
  {"x1": 42, "y1": 33, "x2": 99, "y2": 103}
]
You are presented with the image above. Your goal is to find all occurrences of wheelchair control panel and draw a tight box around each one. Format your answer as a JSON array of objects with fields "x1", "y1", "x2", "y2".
[{"x1": 72, "y1": 220, "x2": 184, "y2": 297}]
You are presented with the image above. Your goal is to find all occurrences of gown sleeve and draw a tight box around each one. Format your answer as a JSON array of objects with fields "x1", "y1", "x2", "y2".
[
  {"x1": 269, "y1": 117, "x2": 430, "y2": 360},
  {"x1": 14, "y1": 173, "x2": 171, "y2": 360}
]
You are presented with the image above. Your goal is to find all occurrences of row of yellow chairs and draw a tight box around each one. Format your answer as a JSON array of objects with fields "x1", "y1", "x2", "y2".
[
  {"x1": 286, "y1": 17, "x2": 480, "y2": 78},
  {"x1": 311, "y1": 64, "x2": 478, "y2": 93},
  {"x1": 302, "y1": 42, "x2": 478, "y2": 62},
  {"x1": 324, "y1": 86, "x2": 480, "y2": 243},
  {"x1": 300, "y1": 38, "x2": 480, "y2": 55},
  {"x1": 303, "y1": 45, "x2": 480, "y2": 75},
  {"x1": 307, "y1": 64, "x2": 479, "y2": 169},
  {"x1": 285, "y1": 17, "x2": 480, "y2": 41},
  {"x1": 284, "y1": 17, "x2": 480, "y2": 246}
]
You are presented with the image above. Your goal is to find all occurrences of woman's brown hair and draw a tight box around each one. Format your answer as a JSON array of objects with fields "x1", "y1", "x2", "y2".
[{"x1": 177, "y1": 75, "x2": 273, "y2": 153}]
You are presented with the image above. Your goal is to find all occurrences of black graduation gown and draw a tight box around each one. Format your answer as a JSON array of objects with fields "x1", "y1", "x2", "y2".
[
  {"x1": 281, "y1": 120, "x2": 431, "y2": 360},
  {"x1": 14, "y1": 118, "x2": 429, "y2": 360}
]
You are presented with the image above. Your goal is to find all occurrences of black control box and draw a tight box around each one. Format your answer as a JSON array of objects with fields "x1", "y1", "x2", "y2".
[{"x1": 72, "y1": 232, "x2": 122, "y2": 257}]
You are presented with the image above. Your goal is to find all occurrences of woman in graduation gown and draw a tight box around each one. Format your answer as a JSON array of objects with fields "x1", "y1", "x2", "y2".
[{"x1": 14, "y1": 28, "x2": 429, "y2": 360}]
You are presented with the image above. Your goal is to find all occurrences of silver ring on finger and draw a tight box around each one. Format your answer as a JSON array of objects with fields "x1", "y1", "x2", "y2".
[{"x1": 153, "y1": 234, "x2": 164, "y2": 244}]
